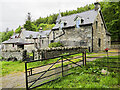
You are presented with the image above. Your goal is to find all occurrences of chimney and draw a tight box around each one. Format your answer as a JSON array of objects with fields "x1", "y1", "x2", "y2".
[
  {"x1": 39, "y1": 27, "x2": 43, "y2": 33},
  {"x1": 94, "y1": 2, "x2": 101, "y2": 11},
  {"x1": 21, "y1": 26, "x2": 26, "y2": 31}
]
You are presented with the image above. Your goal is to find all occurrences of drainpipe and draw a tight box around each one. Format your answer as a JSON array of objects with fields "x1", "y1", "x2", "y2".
[{"x1": 92, "y1": 26, "x2": 94, "y2": 52}]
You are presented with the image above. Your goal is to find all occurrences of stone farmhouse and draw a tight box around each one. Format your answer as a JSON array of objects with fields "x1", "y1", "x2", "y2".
[
  {"x1": 49, "y1": 2, "x2": 111, "y2": 52},
  {"x1": 2, "y1": 2, "x2": 111, "y2": 53}
]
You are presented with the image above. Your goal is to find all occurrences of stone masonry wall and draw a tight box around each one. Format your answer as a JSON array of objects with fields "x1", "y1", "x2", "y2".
[
  {"x1": 2, "y1": 50, "x2": 23, "y2": 60},
  {"x1": 50, "y1": 26, "x2": 92, "y2": 52},
  {"x1": 34, "y1": 46, "x2": 87, "y2": 60},
  {"x1": 92, "y1": 11, "x2": 109, "y2": 52},
  {"x1": 111, "y1": 45, "x2": 120, "y2": 49}
]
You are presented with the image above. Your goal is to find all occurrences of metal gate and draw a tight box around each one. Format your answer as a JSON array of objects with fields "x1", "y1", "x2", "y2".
[{"x1": 25, "y1": 51, "x2": 86, "y2": 90}]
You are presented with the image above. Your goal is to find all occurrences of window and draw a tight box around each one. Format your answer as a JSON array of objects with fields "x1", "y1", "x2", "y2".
[
  {"x1": 98, "y1": 38, "x2": 101, "y2": 47},
  {"x1": 18, "y1": 45, "x2": 24, "y2": 49},
  {"x1": 13, "y1": 44, "x2": 14, "y2": 47},
  {"x1": 42, "y1": 40, "x2": 44, "y2": 44},
  {"x1": 96, "y1": 21, "x2": 98, "y2": 29},
  {"x1": 108, "y1": 41, "x2": 110, "y2": 45},
  {"x1": 101, "y1": 24, "x2": 103, "y2": 30},
  {"x1": 81, "y1": 19, "x2": 84, "y2": 24},
  {"x1": 76, "y1": 19, "x2": 80, "y2": 28}
]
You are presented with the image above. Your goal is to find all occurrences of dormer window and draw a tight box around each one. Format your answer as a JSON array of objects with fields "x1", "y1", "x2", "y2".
[
  {"x1": 60, "y1": 22, "x2": 64, "y2": 29},
  {"x1": 76, "y1": 19, "x2": 80, "y2": 28},
  {"x1": 81, "y1": 19, "x2": 84, "y2": 24},
  {"x1": 29, "y1": 34, "x2": 33, "y2": 39},
  {"x1": 59, "y1": 19, "x2": 67, "y2": 30},
  {"x1": 74, "y1": 16, "x2": 84, "y2": 28}
]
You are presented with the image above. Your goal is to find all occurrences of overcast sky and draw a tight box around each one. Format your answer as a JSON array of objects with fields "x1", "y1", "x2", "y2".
[{"x1": 0, "y1": 0, "x2": 101, "y2": 32}]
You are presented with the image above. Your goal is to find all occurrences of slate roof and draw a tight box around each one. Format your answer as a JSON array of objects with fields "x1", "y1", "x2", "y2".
[
  {"x1": 2, "y1": 30, "x2": 51, "y2": 44},
  {"x1": 2, "y1": 38, "x2": 27, "y2": 44},
  {"x1": 52, "y1": 9, "x2": 98, "y2": 30},
  {"x1": 22, "y1": 30, "x2": 51, "y2": 38},
  {"x1": 11, "y1": 33, "x2": 19, "y2": 38},
  {"x1": 22, "y1": 30, "x2": 39, "y2": 39},
  {"x1": 39, "y1": 30, "x2": 51, "y2": 37}
]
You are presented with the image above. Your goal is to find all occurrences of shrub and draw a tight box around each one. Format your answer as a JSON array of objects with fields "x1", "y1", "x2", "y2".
[{"x1": 48, "y1": 41, "x2": 64, "y2": 48}]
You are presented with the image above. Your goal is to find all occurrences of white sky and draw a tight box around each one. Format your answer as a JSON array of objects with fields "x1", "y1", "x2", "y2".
[{"x1": 0, "y1": 0, "x2": 100, "y2": 32}]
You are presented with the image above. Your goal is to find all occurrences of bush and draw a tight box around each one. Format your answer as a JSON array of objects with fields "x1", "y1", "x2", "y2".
[{"x1": 48, "y1": 41, "x2": 64, "y2": 48}]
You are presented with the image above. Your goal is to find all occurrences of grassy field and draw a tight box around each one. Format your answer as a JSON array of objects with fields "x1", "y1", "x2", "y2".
[{"x1": 36, "y1": 55, "x2": 120, "y2": 88}]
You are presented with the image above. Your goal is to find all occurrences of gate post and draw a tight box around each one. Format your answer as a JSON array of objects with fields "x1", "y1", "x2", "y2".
[
  {"x1": 82, "y1": 52, "x2": 84, "y2": 66},
  {"x1": 84, "y1": 51, "x2": 86, "y2": 66},
  {"x1": 83, "y1": 51, "x2": 86, "y2": 66},
  {"x1": 25, "y1": 62, "x2": 29, "y2": 90},
  {"x1": 61, "y1": 56, "x2": 64, "y2": 77},
  {"x1": 32, "y1": 50, "x2": 35, "y2": 60}
]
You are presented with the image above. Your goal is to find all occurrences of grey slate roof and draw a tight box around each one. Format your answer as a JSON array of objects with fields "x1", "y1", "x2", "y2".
[
  {"x1": 22, "y1": 30, "x2": 51, "y2": 38},
  {"x1": 22, "y1": 30, "x2": 39, "y2": 38},
  {"x1": 2, "y1": 38, "x2": 27, "y2": 44},
  {"x1": 39, "y1": 30, "x2": 51, "y2": 37},
  {"x1": 11, "y1": 33, "x2": 19, "y2": 38},
  {"x1": 2, "y1": 30, "x2": 51, "y2": 44},
  {"x1": 52, "y1": 9, "x2": 98, "y2": 30}
]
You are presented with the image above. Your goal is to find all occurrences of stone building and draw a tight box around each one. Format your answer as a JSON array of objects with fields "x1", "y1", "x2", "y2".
[
  {"x1": 2, "y1": 27, "x2": 51, "y2": 52},
  {"x1": 2, "y1": 2, "x2": 111, "y2": 53},
  {"x1": 49, "y1": 2, "x2": 111, "y2": 52}
]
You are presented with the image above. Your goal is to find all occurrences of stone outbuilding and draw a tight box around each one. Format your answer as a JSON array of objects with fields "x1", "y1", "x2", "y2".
[{"x1": 2, "y1": 28, "x2": 51, "y2": 52}]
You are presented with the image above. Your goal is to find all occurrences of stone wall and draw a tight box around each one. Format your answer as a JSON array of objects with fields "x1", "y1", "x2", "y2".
[
  {"x1": 111, "y1": 45, "x2": 120, "y2": 49},
  {"x1": 92, "y1": 11, "x2": 111, "y2": 52},
  {"x1": 24, "y1": 44, "x2": 36, "y2": 52},
  {"x1": 2, "y1": 50, "x2": 23, "y2": 60},
  {"x1": 2, "y1": 46, "x2": 87, "y2": 61},
  {"x1": 34, "y1": 46, "x2": 87, "y2": 60},
  {"x1": 3, "y1": 44, "x2": 18, "y2": 51}
]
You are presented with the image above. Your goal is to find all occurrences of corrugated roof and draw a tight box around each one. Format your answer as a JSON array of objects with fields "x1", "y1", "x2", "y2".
[{"x1": 52, "y1": 9, "x2": 98, "y2": 30}]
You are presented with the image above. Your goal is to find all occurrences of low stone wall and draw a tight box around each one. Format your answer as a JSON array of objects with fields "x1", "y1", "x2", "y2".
[
  {"x1": 2, "y1": 50, "x2": 24, "y2": 60},
  {"x1": 35, "y1": 46, "x2": 87, "y2": 60},
  {"x1": 2, "y1": 46, "x2": 87, "y2": 61},
  {"x1": 111, "y1": 45, "x2": 120, "y2": 49}
]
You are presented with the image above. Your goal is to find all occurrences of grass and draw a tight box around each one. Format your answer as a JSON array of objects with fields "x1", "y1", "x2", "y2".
[
  {"x1": 35, "y1": 55, "x2": 120, "y2": 88},
  {"x1": 1, "y1": 60, "x2": 25, "y2": 76}
]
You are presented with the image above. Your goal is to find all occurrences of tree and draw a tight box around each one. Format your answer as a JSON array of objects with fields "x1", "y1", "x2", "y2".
[
  {"x1": 1, "y1": 30, "x2": 14, "y2": 42},
  {"x1": 15, "y1": 26, "x2": 21, "y2": 33}
]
